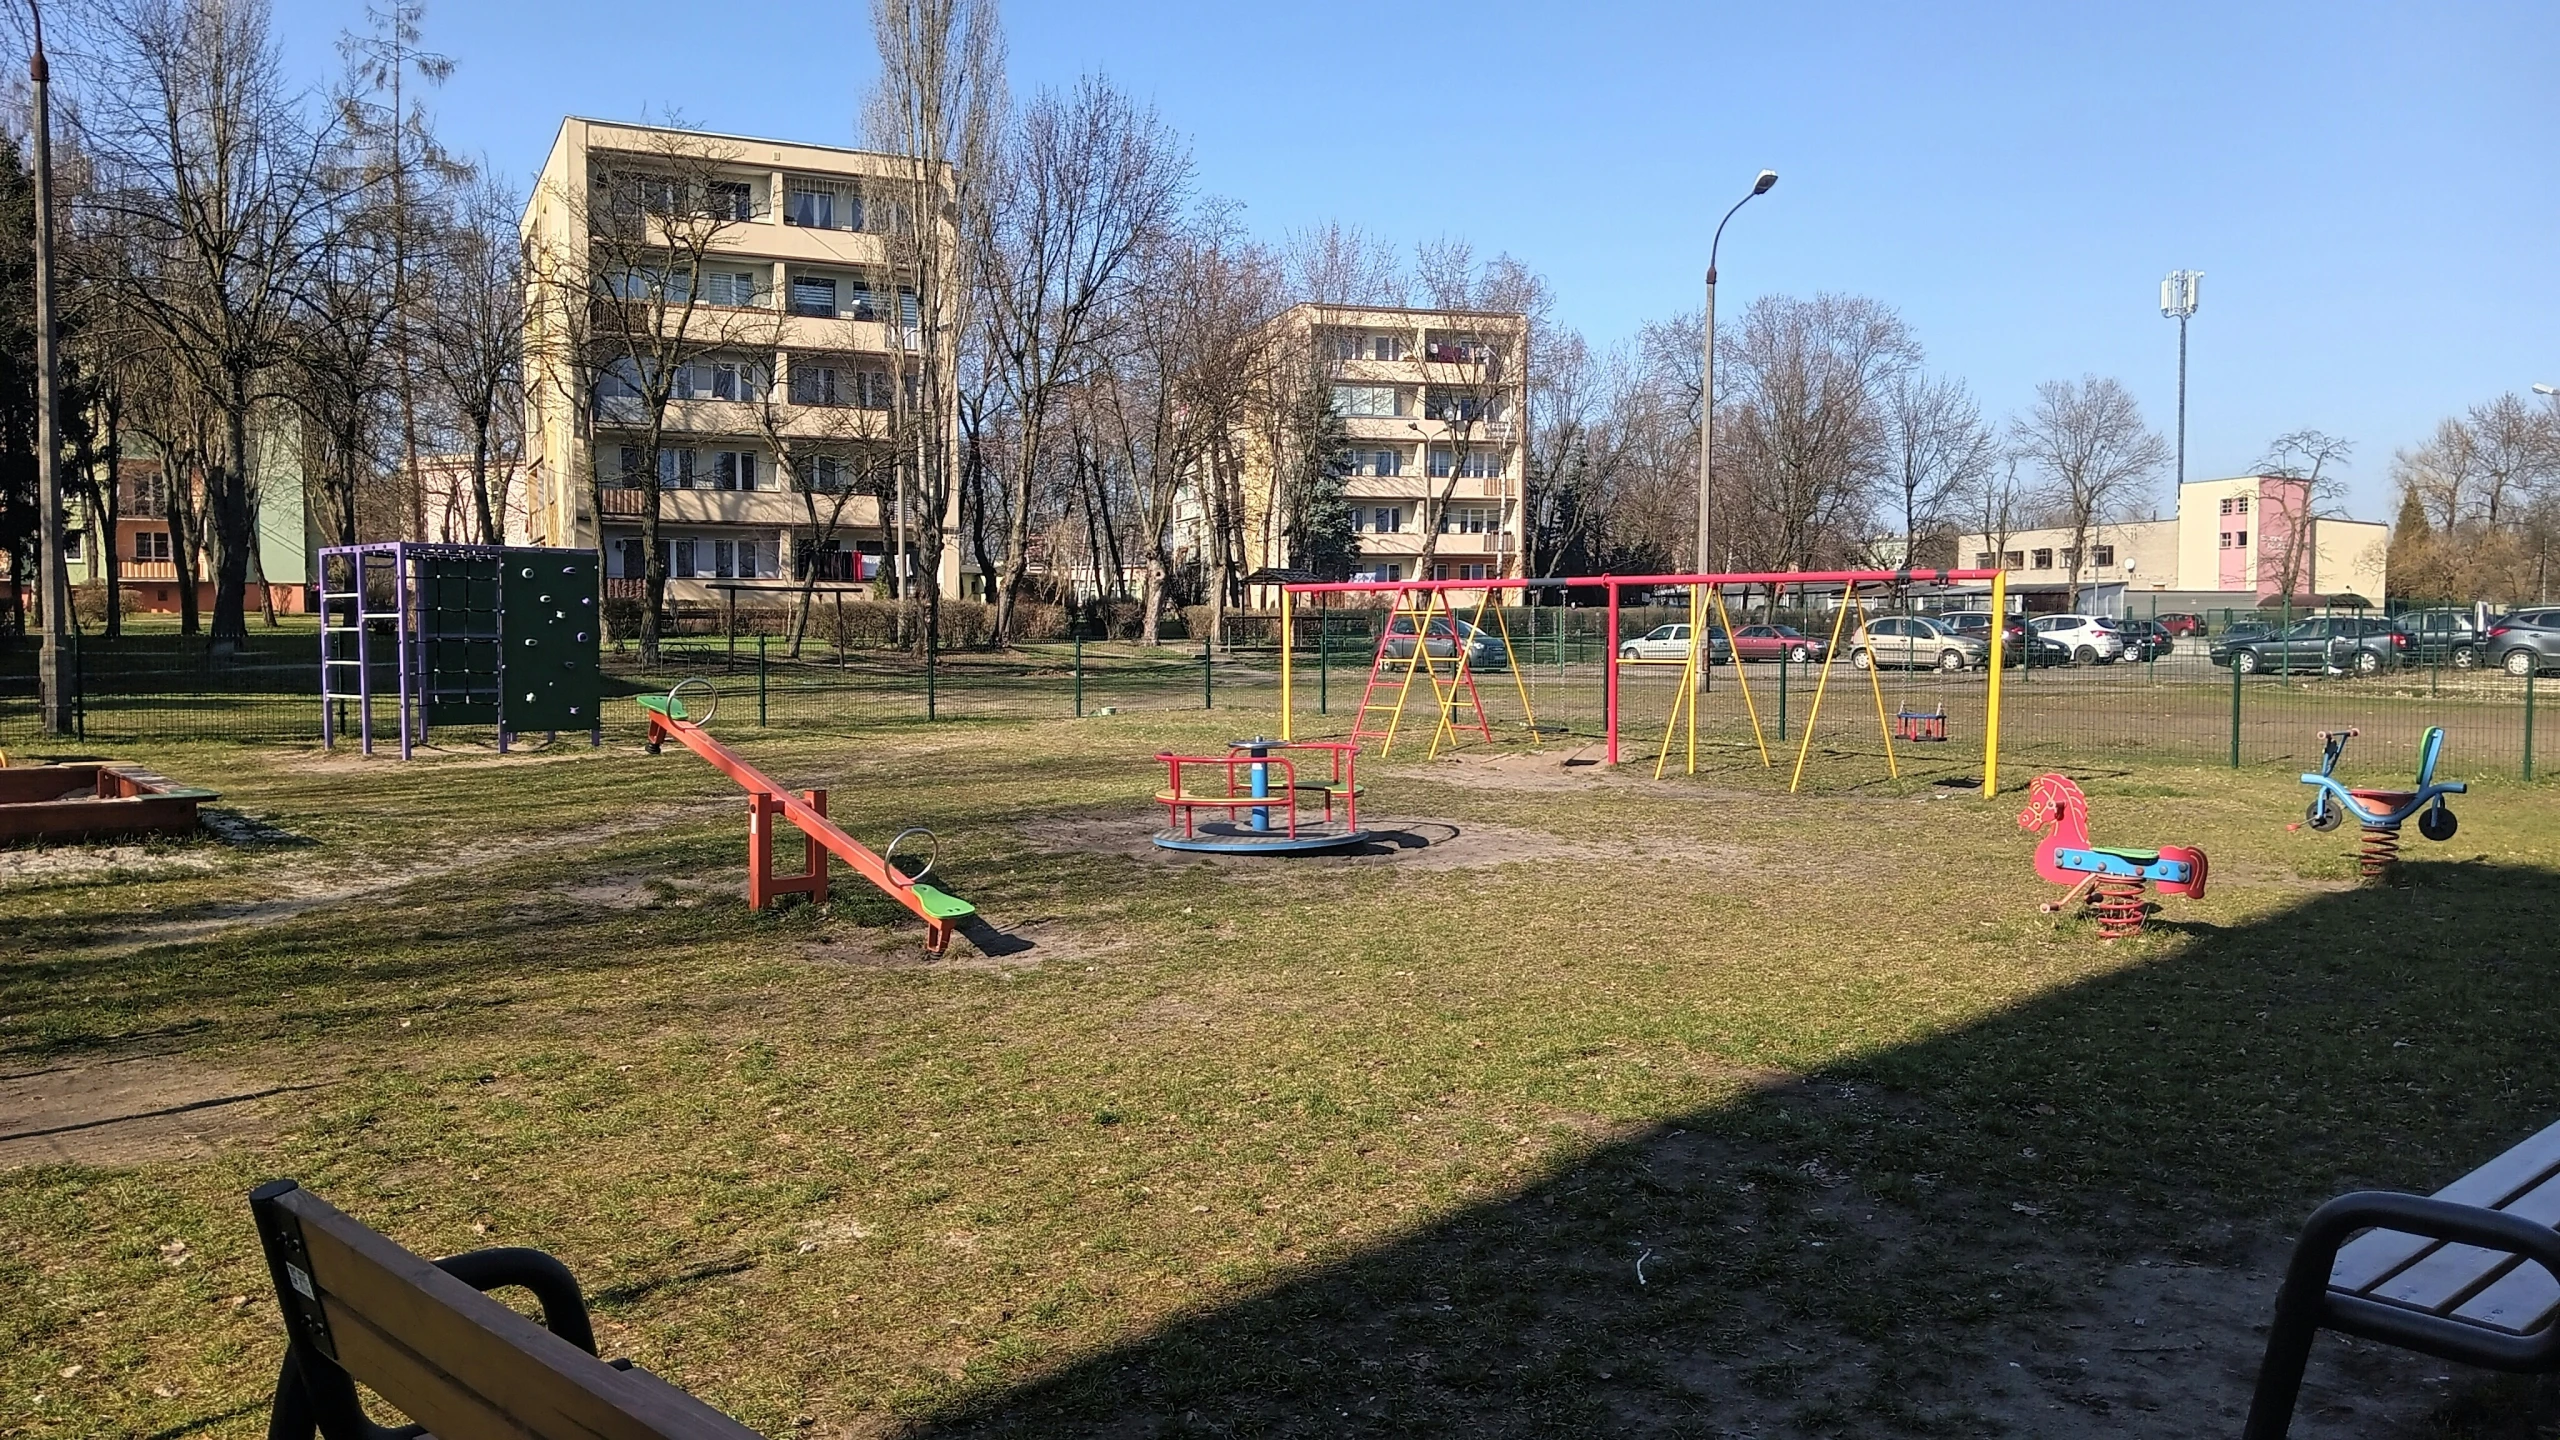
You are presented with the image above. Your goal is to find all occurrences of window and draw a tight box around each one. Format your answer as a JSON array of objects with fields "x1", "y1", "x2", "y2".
[
  {"x1": 1973, "y1": 552, "x2": 1995, "y2": 568},
  {"x1": 1342, "y1": 448, "x2": 1402, "y2": 478},
  {"x1": 1332, "y1": 384, "x2": 1401, "y2": 418},
  {"x1": 658, "y1": 449, "x2": 697, "y2": 489},
  {"x1": 1441, "y1": 505, "x2": 1501, "y2": 534},
  {"x1": 604, "y1": 170, "x2": 681, "y2": 219},
  {"x1": 855, "y1": 370, "x2": 895, "y2": 409},
  {"x1": 784, "y1": 185, "x2": 834, "y2": 229},
  {"x1": 2219, "y1": 497, "x2": 2234, "y2": 515},
  {"x1": 616, "y1": 538, "x2": 646, "y2": 579},
  {"x1": 705, "y1": 270, "x2": 760, "y2": 307},
  {"x1": 2236, "y1": 496, "x2": 2250, "y2": 514},
  {"x1": 2235, "y1": 530, "x2": 2248, "y2": 549},
  {"x1": 2092, "y1": 544, "x2": 2116, "y2": 568},
  {"x1": 2220, "y1": 531, "x2": 2232, "y2": 549},
  {"x1": 135, "y1": 530, "x2": 172, "y2": 562},
  {"x1": 1430, "y1": 562, "x2": 1494, "y2": 581},
  {"x1": 605, "y1": 265, "x2": 689, "y2": 303},
  {"x1": 713, "y1": 451, "x2": 758, "y2": 491},
  {"x1": 707, "y1": 180, "x2": 754, "y2": 222},
  {"x1": 791, "y1": 361, "x2": 877, "y2": 407},
  {"x1": 1352, "y1": 506, "x2": 1407, "y2": 533},
  {"x1": 713, "y1": 540, "x2": 737, "y2": 580},
  {"x1": 2031, "y1": 548, "x2": 2053, "y2": 570},
  {"x1": 1424, "y1": 391, "x2": 1500, "y2": 424},
  {"x1": 65, "y1": 529, "x2": 83, "y2": 561},
  {"x1": 671, "y1": 539, "x2": 698, "y2": 579},
  {"x1": 738, "y1": 541, "x2": 760, "y2": 579},
  {"x1": 805, "y1": 455, "x2": 848, "y2": 491},
  {"x1": 847, "y1": 278, "x2": 880, "y2": 321},
  {"x1": 2060, "y1": 548, "x2": 2079, "y2": 570},
  {"x1": 790, "y1": 276, "x2": 838, "y2": 317},
  {"x1": 2002, "y1": 550, "x2": 2024, "y2": 569},
  {"x1": 595, "y1": 357, "x2": 648, "y2": 403},
  {"x1": 704, "y1": 359, "x2": 766, "y2": 402},
  {"x1": 129, "y1": 473, "x2": 170, "y2": 516}
]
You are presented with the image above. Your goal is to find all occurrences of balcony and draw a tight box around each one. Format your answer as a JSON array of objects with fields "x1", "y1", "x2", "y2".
[{"x1": 592, "y1": 485, "x2": 881, "y2": 530}]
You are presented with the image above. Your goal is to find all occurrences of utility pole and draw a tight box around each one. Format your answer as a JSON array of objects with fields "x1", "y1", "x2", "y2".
[
  {"x1": 1698, "y1": 169, "x2": 1778, "y2": 573},
  {"x1": 29, "y1": 0, "x2": 72, "y2": 734},
  {"x1": 2160, "y1": 270, "x2": 2202, "y2": 489}
]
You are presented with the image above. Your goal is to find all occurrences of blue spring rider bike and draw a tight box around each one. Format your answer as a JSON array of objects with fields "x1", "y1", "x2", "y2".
[{"x1": 2299, "y1": 726, "x2": 2463, "y2": 843}]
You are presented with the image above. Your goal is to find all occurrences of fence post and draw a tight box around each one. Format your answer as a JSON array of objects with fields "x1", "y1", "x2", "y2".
[
  {"x1": 1202, "y1": 633, "x2": 1214, "y2": 710},
  {"x1": 926, "y1": 633, "x2": 937, "y2": 721},
  {"x1": 1073, "y1": 629, "x2": 1084, "y2": 718},
  {"x1": 1777, "y1": 651, "x2": 1789, "y2": 742},
  {"x1": 2230, "y1": 659, "x2": 2243, "y2": 768},
  {"x1": 2526, "y1": 669, "x2": 2537, "y2": 782},
  {"x1": 757, "y1": 634, "x2": 768, "y2": 727}
]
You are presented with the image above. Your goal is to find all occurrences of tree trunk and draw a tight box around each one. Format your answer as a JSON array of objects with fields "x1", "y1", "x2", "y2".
[{"x1": 211, "y1": 399, "x2": 256, "y2": 649}]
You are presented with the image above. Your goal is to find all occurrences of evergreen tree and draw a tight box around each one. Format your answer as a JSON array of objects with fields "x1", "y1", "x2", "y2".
[{"x1": 1284, "y1": 399, "x2": 1357, "y2": 580}]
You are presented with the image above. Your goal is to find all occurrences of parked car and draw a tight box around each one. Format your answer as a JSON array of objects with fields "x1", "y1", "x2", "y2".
[
  {"x1": 1384, "y1": 614, "x2": 1511, "y2": 669},
  {"x1": 2209, "y1": 616, "x2": 2407, "y2": 675},
  {"x1": 1617, "y1": 623, "x2": 1730, "y2": 665},
  {"x1": 2119, "y1": 619, "x2": 2177, "y2": 662},
  {"x1": 2156, "y1": 612, "x2": 2204, "y2": 638},
  {"x1": 1848, "y1": 615, "x2": 1988, "y2": 671},
  {"x1": 2028, "y1": 614, "x2": 2128, "y2": 664},
  {"x1": 2485, "y1": 608, "x2": 2560, "y2": 678},
  {"x1": 1727, "y1": 623, "x2": 1825, "y2": 663},
  {"x1": 1936, "y1": 610, "x2": 2076, "y2": 667},
  {"x1": 2218, "y1": 619, "x2": 2276, "y2": 644},
  {"x1": 2395, "y1": 609, "x2": 2485, "y2": 668}
]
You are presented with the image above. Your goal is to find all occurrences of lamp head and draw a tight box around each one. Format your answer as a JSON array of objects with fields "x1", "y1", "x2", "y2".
[
  {"x1": 2535, "y1": 383, "x2": 2557, "y2": 397},
  {"x1": 1753, "y1": 170, "x2": 1778, "y2": 195}
]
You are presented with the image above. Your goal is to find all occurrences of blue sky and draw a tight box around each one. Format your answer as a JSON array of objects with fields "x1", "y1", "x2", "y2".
[{"x1": 260, "y1": 0, "x2": 2556, "y2": 518}]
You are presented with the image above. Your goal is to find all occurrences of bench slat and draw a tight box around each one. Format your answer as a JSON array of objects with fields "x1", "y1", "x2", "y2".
[
  {"x1": 2453, "y1": 1260, "x2": 2560, "y2": 1336},
  {"x1": 2330, "y1": 1119, "x2": 2560, "y2": 1292},
  {"x1": 2369, "y1": 1174, "x2": 2560, "y2": 1313},
  {"x1": 287, "y1": 1188, "x2": 758, "y2": 1439}
]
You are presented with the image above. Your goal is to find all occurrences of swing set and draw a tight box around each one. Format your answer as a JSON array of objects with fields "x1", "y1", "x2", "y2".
[{"x1": 1277, "y1": 567, "x2": 2011, "y2": 798}]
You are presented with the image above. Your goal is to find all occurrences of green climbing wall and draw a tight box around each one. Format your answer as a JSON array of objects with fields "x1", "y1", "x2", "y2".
[
  {"x1": 499, "y1": 552, "x2": 600, "y2": 733},
  {"x1": 420, "y1": 554, "x2": 503, "y2": 726}
]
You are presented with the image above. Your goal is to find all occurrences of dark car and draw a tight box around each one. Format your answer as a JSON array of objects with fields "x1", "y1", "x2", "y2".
[
  {"x1": 2156, "y1": 612, "x2": 2203, "y2": 638},
  {"x1": 2120, "y1": 619, "x2": 2177, "y2": 662},
  {"x1": 1939, "y1": 610, "x2": 2069, "y2": 667},
  {"x1": 2486, "y1": 608, "x2": 2560, "y2": 678},
  {"x1": 2395, "y1": 609, "x2": 2485, "y2": 669},
  {"x1": 2219, "y1": 619, "x2": 2277, "y2": 644},
  {"x1": 2210, "y1": 616, "x2": 2407, "y2": 675},
  {"x1": 1727, "y1": 623, "x2": 1825, "y2": 663}
]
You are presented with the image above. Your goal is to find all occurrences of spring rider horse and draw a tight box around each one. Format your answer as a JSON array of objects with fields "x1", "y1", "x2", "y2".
[
  {"x1": 2019, "y1": 774, "x2": 2210, "y2": 940},
  {"x1": 2294, "y1": 726, "x2": 2463, "y2": 882}
]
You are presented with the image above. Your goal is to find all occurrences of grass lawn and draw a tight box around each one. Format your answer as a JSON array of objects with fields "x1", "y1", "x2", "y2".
[{"x1": 5, "y1": 702, "x2": 2560, "y2": 1438}]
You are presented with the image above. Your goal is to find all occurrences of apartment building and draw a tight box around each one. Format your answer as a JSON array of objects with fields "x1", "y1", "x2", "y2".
[
  {"x1": 65, "y1": 414, "x2": 320, "y2": 615},
  {"x1": 1957, "y1": 474, "x2": 2388, "y2": 614},
  {"x1": 1230, "y1": 303, "x2": 1530, "y2": 598},
  {"x1": 519, "y1": 118, "x2": 961, "y2": 607}
]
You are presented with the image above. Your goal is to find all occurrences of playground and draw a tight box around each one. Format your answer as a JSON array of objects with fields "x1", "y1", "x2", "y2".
[{"x1": 7, "y1": 656, "x2": 2560, "y2": 1436}]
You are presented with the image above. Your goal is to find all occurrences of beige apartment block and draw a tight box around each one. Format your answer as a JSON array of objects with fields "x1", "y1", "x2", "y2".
[
  {"x1": 520, "y1": 118, "x2": 961, "y2": 609},
  {"x1": 1232, "y1": 303, "x2": 1530, "y2": 600}
]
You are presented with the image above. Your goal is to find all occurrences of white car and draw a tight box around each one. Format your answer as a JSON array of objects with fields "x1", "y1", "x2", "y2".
[
  {"x1": 1618, "y1": 623, "x2": 1731, "y2": 664},
  {"x1": 2029, "y1": 614, "x2": 2126, "y2": 664}
]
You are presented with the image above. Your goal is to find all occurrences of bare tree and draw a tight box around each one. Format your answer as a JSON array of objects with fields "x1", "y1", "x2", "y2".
[
  {"x1": 417, "y1": 174, "x2": 522, "y2": 544},
  {"x1": 1881, "y1": 370, "x2": 1995, "y2": 569},
  {"x1": 866, "y1": 0, "x2": 1001, "y2": 649},
  {"x1": 1715, "y1": 293, "x2": 1917, "y2": 573},
  {"x1": 2254, "y1": 428, "x2": 2354, "y2": 605},
  {"x1": 1955, "y1": 457, "x2": 2031, "y2": 579},
  {"x1": 1285, "y1": 221, "x2": 1405, "y2": 307},
  {"x1": 1409, "y1": 240, "x2": 1545, "y2": 581},
  {"x1": 2009, "y1": 375, "x2": 2166, "y2": 609},
  {"x1": 82, "y1": 0, "x2": 348, "y2": 647},
  {"x1": 976, "y1": 75, "x2": 1188, "y2": 643}
]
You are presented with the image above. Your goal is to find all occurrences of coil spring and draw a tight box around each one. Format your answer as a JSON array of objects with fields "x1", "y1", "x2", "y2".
[
  {"x1": 2359, "y1": 823, "x2": 2402, "y2": 882},
  {"x1": 2090, "y1": 873, "x2": 2148, "y2": 940}
]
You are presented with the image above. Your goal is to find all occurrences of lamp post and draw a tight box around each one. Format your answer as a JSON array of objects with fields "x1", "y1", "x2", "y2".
[
  {"x1": 2534, "y1": 383, "x2": 2556, "y2": 398},
  {"x1": 1698, "y1": 169, "x2": 1776, "y2": 575},
  {"x1": 2159, "y1": 270, "x2": 2202, "y2": 489},
  {"x1": 27, "y1": 0, "x2": 70, "y2": 733}
]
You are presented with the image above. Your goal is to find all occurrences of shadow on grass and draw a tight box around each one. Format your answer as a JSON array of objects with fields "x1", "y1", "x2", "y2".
[{"x1": 902, "y1": 859, "x2": 2560, "y2": 1437}]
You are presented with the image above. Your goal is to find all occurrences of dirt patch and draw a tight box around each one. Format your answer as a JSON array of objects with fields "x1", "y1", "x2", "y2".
[
  {"x1": 803, "y1": 916, "x2": 1120, "y2": 973},
  {"x1": 0, "y1": 844, "x2": 218, "y2": 888},
  {"x1": 0, "y1": 1052, "x2": 323, "y2": 1169},
  {"x1": 561, "y1": 873, "x2": 728, "y2": 910},
  {"x1": 1014, "y1": 811, "x2": 1743, "y2": 873}
]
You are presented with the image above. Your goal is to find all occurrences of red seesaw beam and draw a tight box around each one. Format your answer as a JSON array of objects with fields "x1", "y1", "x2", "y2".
[{"x1": 640, "y1": 696, "x2": 974, "y2": 954}]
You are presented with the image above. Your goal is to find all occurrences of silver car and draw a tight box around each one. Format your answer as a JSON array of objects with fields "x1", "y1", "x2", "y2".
[
  {"x1": 1618, "y1": 623, "x2": 1731, "y2": 664},
  {"x1": 1848, "y1": 616, "x2": 1988, "y2": 671}
]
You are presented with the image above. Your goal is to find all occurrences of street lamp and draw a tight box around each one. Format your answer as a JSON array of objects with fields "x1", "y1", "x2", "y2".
[
  {"x1": 2160, "y1": 270, "x2": 2202, "y2": 489},
  {"x1": 1698, "y1": 169, "x2": 1776, "y2": 575},
  {"x1": 2534, "y1": 383, "x2": 2556, "y2": 397},
  {"x1": 26, "y1": 0, "x2": 69, "y2": 733}
]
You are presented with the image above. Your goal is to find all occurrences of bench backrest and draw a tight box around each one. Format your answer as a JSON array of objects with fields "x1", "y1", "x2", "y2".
[{"x1": 250, "y1": 1179, "x2": 762, "y2": 1440}]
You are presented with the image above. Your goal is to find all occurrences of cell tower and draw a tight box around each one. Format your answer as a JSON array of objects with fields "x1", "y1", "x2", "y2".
[{"x1": 2160, "y1": 271, "x2": 2203, "y2": 487}]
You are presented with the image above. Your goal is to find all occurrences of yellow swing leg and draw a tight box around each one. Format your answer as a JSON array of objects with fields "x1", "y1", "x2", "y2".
[
  {"x1": 1708, "y1": 587, "x2": 1772, "y2": 767},
  {"x1": 1853, "y1": 588, "x2": 1901, "y2": 782},
  {"x1": 1788, "y1": 587, "x2": 1862, "y2": 794}
]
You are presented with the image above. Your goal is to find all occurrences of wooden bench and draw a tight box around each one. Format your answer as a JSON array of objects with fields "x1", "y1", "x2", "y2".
[
  {"x1": 250, "y1": 1179, "x2": 760, "y2": 1439},
  {"x1": 2245, "y1": 1118, "x2": 2560, "y2": 1438}
]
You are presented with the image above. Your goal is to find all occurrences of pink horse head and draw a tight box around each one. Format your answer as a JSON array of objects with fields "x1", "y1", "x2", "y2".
[{"x1": 2019, "y1": 773, "x2": 2093, "y2": 887}]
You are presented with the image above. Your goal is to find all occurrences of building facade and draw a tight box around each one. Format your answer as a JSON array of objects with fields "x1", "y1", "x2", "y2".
[
  {"x1": 1227, "y1": 303, "x2": 1529, "y2": 597},
  {"x1": 1959, "y1": 474, "x2": 2388, "y2": 615},
  {"x1": 65, "y1": 411, "x2": 320, "y2": 615},
  {"x1": 519, "y1": 118, "x2": 962, "y2": 609}
]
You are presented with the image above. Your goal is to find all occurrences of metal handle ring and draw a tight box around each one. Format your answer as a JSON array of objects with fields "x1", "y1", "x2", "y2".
[
  {"x1": 667, "y1": 678, "x2": 718, "y2": 728},
  {"x1": 882, "y1": 827, "x2": 935, "y2": 884}
]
